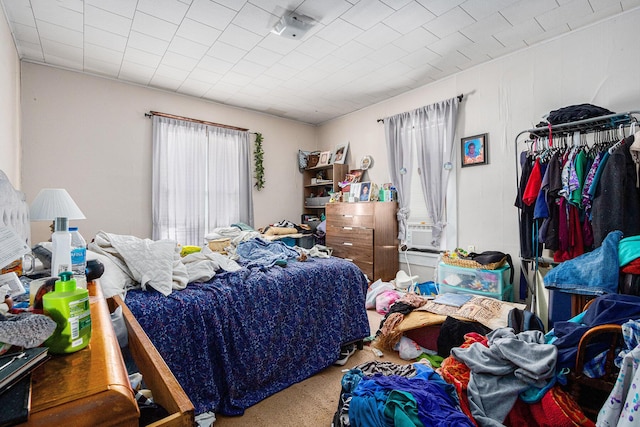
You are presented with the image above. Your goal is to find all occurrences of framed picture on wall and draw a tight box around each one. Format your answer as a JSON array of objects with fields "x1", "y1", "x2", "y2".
[
  {"x1": 317, "y1": 150, "x2": 332, "y2": 166},
  {"x1": 461, "y1": 133, "x2": 488, "y2": 167}
]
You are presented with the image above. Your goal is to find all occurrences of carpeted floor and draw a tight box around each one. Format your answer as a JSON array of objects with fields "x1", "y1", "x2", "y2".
[{"x1": 213, "y1": 309, "x2": 411, "y2": 426}]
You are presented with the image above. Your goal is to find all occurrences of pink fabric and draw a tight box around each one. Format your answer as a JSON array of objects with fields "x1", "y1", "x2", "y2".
[{"x1": 376, "y1": 290, "x2": 401, "y2": 315}]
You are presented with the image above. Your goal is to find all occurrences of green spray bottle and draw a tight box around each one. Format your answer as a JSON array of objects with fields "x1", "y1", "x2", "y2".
[{"x1": 43, "y1": 271, "x2": 92, "y2": 354}]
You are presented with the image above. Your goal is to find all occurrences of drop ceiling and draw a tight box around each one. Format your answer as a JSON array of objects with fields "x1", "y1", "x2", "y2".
[{"x1": 2, "y1": 0, "x2": 637, "y2": 125}]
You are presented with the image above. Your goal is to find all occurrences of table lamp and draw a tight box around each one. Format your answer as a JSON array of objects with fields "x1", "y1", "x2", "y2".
[{"x1": 30, "y1": 189, "x2": 85, "y2": 276}]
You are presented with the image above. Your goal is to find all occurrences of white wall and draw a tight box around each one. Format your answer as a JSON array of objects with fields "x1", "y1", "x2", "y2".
[
  {"x1": 0, "y1": 6, "x2": 20, "y2": 187},
  {"x1": 21, "y1": 64, "x2": 317, "y2": 244},
  {"x1": 317, "y1": 8, "x2": 640, "y2": 285}
]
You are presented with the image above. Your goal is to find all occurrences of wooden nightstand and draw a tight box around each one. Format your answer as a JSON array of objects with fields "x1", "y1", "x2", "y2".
[{"x1": 20, "y1": 281, "x2": 139, "y2": 426}]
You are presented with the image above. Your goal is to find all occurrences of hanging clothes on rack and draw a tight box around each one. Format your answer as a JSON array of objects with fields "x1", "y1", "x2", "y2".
[{"x1": 591, "y1": 134, "x2": 640, "y2": 247}]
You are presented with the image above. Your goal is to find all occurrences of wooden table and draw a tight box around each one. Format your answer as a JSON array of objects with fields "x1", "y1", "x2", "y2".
[{"x1": 21, "y1": 281, "x2": 139, "y2": 426}]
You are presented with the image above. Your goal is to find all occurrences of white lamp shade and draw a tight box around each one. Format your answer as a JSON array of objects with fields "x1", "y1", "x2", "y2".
[{"x1": 30, "y1": 188, "x2": 86, "y2": 221}]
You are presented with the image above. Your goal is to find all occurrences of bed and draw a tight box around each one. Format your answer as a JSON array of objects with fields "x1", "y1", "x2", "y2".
[{"x1": 89, "y1": 232, "x2": 370, "y2": 417}]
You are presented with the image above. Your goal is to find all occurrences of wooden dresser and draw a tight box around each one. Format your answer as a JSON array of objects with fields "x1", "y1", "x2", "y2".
[{"x1": 325, "y1": 202, "x2": 398, "y2": 282}]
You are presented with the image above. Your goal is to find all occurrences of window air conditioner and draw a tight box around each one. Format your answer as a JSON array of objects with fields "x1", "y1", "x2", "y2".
[{"x1": 405, "y1": 223, "x2": 436, "y2": 250}]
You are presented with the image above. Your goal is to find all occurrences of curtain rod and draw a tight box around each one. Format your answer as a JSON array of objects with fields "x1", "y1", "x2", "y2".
[
  {"x1": 376, "y1": 94, "x2": 464, "y2": 123},
  {"x1": 145, "y1": 111, "x2": 249, "y2": 132}
]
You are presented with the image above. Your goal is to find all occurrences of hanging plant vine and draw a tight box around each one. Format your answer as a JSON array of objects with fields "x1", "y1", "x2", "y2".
[{"x1": 254, "y1": 132, "x2": 265, "y2": 190}]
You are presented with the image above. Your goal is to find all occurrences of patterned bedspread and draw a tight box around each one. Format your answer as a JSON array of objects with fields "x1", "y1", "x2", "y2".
[{"x1": 124, "y1": 256, "x2": 370, "y2": 415}]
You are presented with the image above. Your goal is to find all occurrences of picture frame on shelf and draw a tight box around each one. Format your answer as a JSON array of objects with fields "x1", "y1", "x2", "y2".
[
  {"x1": 317, "y1": 151, "x2": 332, "y2": 166},
  {"x1": 349, "y1": 182, "x2": 361, "y2": 202},
  {"x1": 332, "y1": 142, "x2": 349, "y2": 164},
  {"x1": 461, "y1": 133, "x2": 488, "y2": 167},
  {"x1": 359, "y1": 181, "x2": 372, "y2": 202}
]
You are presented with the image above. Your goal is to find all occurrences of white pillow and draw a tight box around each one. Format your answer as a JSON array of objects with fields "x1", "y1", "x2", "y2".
[{"x1": 86, "y1": 250, "x2": 132, "y2": 299}]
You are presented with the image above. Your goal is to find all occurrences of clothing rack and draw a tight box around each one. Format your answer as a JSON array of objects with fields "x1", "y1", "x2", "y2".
[
  {"x1": 514, "y1": 110, "x2": 640, "y2": 210},
  {"x1": 513, "y1": 110, "x2": 640, "y2": 318}
]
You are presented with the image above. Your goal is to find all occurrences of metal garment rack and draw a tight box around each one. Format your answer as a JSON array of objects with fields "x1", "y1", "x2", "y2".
[{"x1": 513, "y1": 110, "x2": 640, "y2": 313}]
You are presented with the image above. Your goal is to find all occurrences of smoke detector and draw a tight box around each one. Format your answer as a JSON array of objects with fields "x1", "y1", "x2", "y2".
[{"x1": 271, "y1": 12, "x2": 315, "y2": 40}]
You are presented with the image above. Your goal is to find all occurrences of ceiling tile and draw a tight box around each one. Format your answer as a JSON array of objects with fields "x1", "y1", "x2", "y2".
[
  {"x1": 427, "y1": 31, "x2": 472, "y2": 56},
  {"x1": 524, "y1": 23, "x2": 570, "y2": 46},
  {"x1": 41, "y1": 38, "x2": 82, "y2": 62},
  {"x1": 500, "y1": 0, "x2": 558, "y2": 25},
  {"x1": 457, "y1": 35, "x2": 505, "y2": 60},
  {"x1": 315, "y1": 18, "x2": 363, "y2": 46},
  {"x1": 366, "y1": 43, "x2": 410, "y2": 66},
  {"x1": 155, "y1": 63, "x2": 191, "y2": 80},
  {"x1": 178, "y1": 79, "x2": 213, "y2": 97},
  {"x1": 391, "y1": 26, "x2": 439, "y2": 52},
  {"x1": 132, "y1": 12, "x2": 178, "y2": 42},
  {"x1": 233, "y1": 2, "x2": 277, "y2": 36},
  {"x1": 493, "y1": 18, "x2": 543, "y2": 47},
  {"x1": 10, "y1": 22, "x2": 39, "y2": 44},
  {"x1": 263, "y1": 62, "x2": 300, "y2": 79},
  {"x1": 243, "y1": 46, "x2": 283, "y2": 67},
  {"x1": 176, "y1": 18, "x2": 222, "y2": 46},
  {"x1": 123, "y1": 46, "x2": 163, "y2": 68},
  {"x1": 295, "y1": 36, "x2": 339, "y2": 59},
  {"x1": 4, "y1": 0, "x2": 36, "y2": 27},
  {"x1": 341, "y1": 0, "x2": 394, "y2": 30},
  {"x1": 186, "y1": 0, "x2": 236, "y2": 30},
  {"x1": 162, "y1": 51, "x2": 200, "y2": 71},
  {"x1": 424, "y1": 6, "x2": 475, "y2": 39},
  {"x1": 589, "y1": 0, "x2": 622, "y2": 11},
  {"x1": 16, "y1": 41, "x2": 44, "y2": 61},
  {"x1": 36, "y1": 20, "x2": 82, "y2": 48},
  {"x1": 332, "y1": 40, "x2": 373, "y2": 61},
  {"x1": 399, "y1": 47, "x2": 441, "y2": 68},
  {"x1": 277, "y1": 50, "x2": 317, "y2": 70},
  {"x1": 535, "y1": 0, "x2": 593, "y2": 31},
  {"x1": 416, "y1": 0, "x2": 465, "y2": 16},
  {"x1": 118, "y1": 61, "x2": 155, "y2": 84},
  {"x1": 384, "y1": 2, "x2": 436, "y2": 34},
  {"x1": 84, "y1": 43, "x2": 124, "y2": 64},
  {"x1": 84, "y1": 57, "x2": 121, "y2": 77},
  {"x1": 355, "y1": 22, "x2": 402, "y2": 49},
  {"x1": 137, "y1": 0, "x2": 189, "y2": 25},
  {"x1": 218, "y1": 72, "x2": 254, "y2": 86},
  {"x1": 218, "y1": 24, "x2": 263, "y2": 51},
  {"x1": 85, "y1": 26, "x2": 127, "y2": 51},
  {"x1": 296, "y1": 0, "x2": 353, "y2": 25},
  {"x1": 257, "y1": 33, "x2": 300, "y2": 55},
  {"x1": 85, "y1": 0, "x2": 136, "y2": 18},
  {"x1": 622, "y1": 0, "x2": 640, "y2": 9},
  {"x1": 460, "y1": 0, "x2": 519, "y2": 21},
  {"x1": 188, "y1": 67, "x2": 223, "y2": 84},
  {"x1": 232, "y1": 59, "x2": 268, "y2": 78},
  {"x1": 380, "y1": 0, "x2": 413, "y2": 10},
  {"x1": 568, "y1": 3, "x2": 622, "y2": 29},
  {"x1": 30, "y1": 0, "x2": 82, "y2": 31},
  {"x1": 85, "y1": 5, "x2": 132, "y2": 37},
  {"x1": 168, "y1": 36, "x2": 209, "y2": 60},
  {"x1": 207, "y1": 41, "x2": 248, "y2": 63},
  {"x1": 150, "y1": 74, "x2": 183, "y2": 91},
  {"x1": 198, "y1": 54, "x2": 234, "y2": 74},
  {"x1": 128, "y1": 31, "x2": 170, "y2": 56},
  {"x1": 460, "y1": 12, "x2": 512, "y2": 41}
]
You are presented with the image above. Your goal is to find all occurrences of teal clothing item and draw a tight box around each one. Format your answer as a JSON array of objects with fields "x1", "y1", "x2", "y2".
[
  {"x1": 384, "y1": 390, "x2": 424, "y2": 427},
  {"x1": 619, "y1": 235, "x2": 640, "y2": 266},
  {"x1": 570, "y1": 150, "x2": 587, "y2": 206}
]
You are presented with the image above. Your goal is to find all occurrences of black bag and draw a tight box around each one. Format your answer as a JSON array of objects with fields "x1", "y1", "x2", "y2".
[{"x1": 468, "y1": 251, "x2": 514, "y2": 284}]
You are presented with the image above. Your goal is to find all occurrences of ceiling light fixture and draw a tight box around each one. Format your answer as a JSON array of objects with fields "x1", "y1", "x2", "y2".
[{"x1": 271, "y1": 12, "x2": 315, "y2": 40}]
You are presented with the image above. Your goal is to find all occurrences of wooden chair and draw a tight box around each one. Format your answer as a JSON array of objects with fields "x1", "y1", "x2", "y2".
[{"x1": 568, "y1": 322, "x2": 623, "y2": 420}]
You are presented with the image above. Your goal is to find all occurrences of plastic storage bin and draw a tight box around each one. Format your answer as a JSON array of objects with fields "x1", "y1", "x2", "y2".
[{"x1": 437, "y1": 262, "x2": 513, "y2": 301}]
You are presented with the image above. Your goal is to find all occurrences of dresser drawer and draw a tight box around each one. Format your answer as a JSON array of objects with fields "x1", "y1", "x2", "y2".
[
  {"x1": 326, "y1": 204, "x2": 374, "y2": 228},
  {"x1": 326, "y1": 226, "x2": 373, "y2": 250}
]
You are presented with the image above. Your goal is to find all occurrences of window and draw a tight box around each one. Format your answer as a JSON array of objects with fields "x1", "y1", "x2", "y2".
[{"x1": 152, "y1": 116, "x2": 253, "y2": 246}]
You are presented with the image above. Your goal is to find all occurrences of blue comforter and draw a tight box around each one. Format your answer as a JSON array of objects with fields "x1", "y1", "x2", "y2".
[{"x1": 125, "y1": 256, "x2": 369, "y2": 415}]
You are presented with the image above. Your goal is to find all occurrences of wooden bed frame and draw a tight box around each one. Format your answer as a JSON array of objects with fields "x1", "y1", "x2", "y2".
[{"x1": 108, "y1": 295, "x2": 195, "y2": 427}]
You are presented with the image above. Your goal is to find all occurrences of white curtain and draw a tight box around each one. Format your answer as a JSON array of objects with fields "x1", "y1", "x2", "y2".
[
  {"x1": 384, "y1": 112, "x2": 414, "y2": 243},
  {"x1": 415, "y1": 98, "x2": 459, "y2": 246},
  {"x1": 384, "y1": 97, "x2": 459, "y2": 246},
  {"x1": 152, "y1": 116, "x2": 253, "y2": 246}
]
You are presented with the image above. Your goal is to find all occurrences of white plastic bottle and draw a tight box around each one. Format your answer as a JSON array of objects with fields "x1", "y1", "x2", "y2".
[
  {"x1": 69, "y1": 227, "x2": 87, "y2": 289},
  {"x1": 51, "y1": 217, "x2": 72, "y2": 278}
]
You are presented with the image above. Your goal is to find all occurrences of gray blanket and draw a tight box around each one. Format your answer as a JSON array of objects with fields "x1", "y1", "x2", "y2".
[{"x1": 451, "y1": 328, "x2": 557, "y2": 426}]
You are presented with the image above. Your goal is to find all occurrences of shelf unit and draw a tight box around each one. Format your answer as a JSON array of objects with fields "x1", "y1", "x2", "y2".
[{"x1": 302, "y1": 163, "x2": 349, "y2": 217}]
